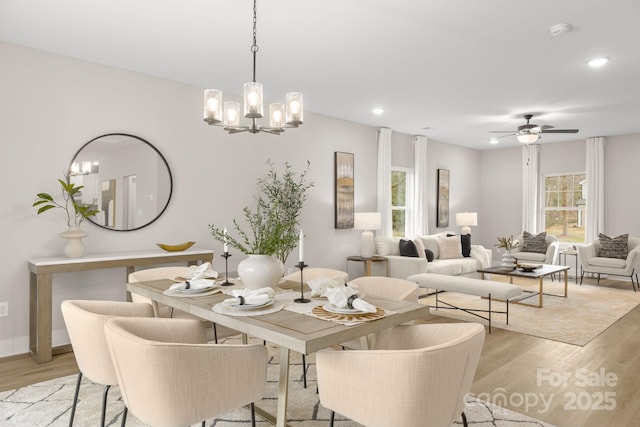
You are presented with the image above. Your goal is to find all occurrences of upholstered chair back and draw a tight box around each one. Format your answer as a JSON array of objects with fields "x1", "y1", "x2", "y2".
[
  {"x1": 61, "y1": 300, "x2": 154, "y2": 386},
  {"x1": 128, "y1": 266, "x2": 191, "y2": 308},
  {"x1": 317, "y1": 323, "x2": 485, "y2": 427},
  {"x1": 104, "y1": 317, "x2": 267, "y2": 427}
]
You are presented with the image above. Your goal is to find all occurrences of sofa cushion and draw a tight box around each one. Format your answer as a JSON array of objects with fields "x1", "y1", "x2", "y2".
[
  {"x1": 515, "y1": 252, "x2": 546, "y2": 263},
  {"x1": 438, "y1": 235, "x2": 462, "y2": 259},
  {"x1": 375, "y1": 236, "x2": 400, "y2": 256},
  {"x1": 598, "y1": 233, "x2": 629, "y2": 259},
  {"x1": 448, "y1": 233, "x2": 471, "y2": 257},
  {"x1": 412, "y1": 237, "x2": 427, "y2": 259},
  {"x1": 399, "y1": 239, "x2": 420, "y2": 257},
  {"x1": 521, "y1": 231, "x2": 547, "y2": 254},
  {"x1": 424, "y1": 249, "x2": 435, "y2": 262},
  {"x1": 421, "y1": 236, "x2": 440, "y2": 259},
  {"x1": 589, "y1": 256, "x2": 627, "y2": 268}
]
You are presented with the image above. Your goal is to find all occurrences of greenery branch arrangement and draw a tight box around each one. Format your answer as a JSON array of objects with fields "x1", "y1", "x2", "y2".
[
  {"x1": 33, "y1": 177, "x2": 99, "y2": 228},
  {"x1": 209, "y1": 160, "x2": 314, "y2": 264},
  {"x1": 495, "y1": 235, "x2": 520, "y2": 250}
]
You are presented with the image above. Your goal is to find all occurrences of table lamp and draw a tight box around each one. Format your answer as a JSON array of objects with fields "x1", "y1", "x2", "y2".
[
  {"x1": 455, "y1": 212, "x2": 477, "y2": 235},
  {"x1": 354, "y1": 212, "x2": 381, "y2": 258}
]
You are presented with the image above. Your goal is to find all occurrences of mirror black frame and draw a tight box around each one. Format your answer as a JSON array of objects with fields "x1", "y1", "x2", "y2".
[{"x1": 69, "y1": 133, "x2": 173, "y2": 232}]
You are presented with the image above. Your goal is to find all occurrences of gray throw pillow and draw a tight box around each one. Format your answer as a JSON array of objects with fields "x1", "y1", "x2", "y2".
[
  {"x1": 598, "y1": 233, "x2": 629, "y2": 259},
  {"x1": 521, "y1": 231, "x2": 547, "y2": 254}
]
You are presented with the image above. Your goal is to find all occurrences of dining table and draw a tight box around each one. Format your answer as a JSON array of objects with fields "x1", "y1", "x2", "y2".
[{"x1": 127, "y1": 277, "x2": 431, "y2": 427}]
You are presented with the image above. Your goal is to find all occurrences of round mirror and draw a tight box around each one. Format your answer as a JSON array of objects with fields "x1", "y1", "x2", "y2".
[{"x1": 68, "y1": 133, "x2": 173, "y2": 231}]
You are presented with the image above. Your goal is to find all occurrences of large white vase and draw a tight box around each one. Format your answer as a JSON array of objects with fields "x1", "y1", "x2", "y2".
[
  {"x1": 500, "y1": 249, "x2": 517, "y2": 270},
  {"x1": 237, "y1": 254, "x2": 284, "y2": 290},
  {"x1": 60, "y1": 226, "x2": 88, "y2": 258}
]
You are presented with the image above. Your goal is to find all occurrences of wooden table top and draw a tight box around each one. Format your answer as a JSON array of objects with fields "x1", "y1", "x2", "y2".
[
  {"x1": 478, "y1": 264, "x2": 570, "y2": 278},
  {"x1": 127, "y1": 279, "x2": 431, "y2": 355}
]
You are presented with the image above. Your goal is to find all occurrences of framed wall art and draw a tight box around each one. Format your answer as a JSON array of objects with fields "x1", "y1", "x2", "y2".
[
  {"x1": 334, "y1": 151, "x2": 354, "y2": 229},
  {"x1": 437, "y1": 169, "x2": 450, "y2": 228}
]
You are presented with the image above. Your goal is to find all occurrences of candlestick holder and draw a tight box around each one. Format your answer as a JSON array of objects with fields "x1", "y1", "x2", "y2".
[
  {"x1": 294, "y1": 261, "x2": 310, "y2": 303},
  {"x1": 220, "y1": 252, "x2": 233, "y2": 286}
]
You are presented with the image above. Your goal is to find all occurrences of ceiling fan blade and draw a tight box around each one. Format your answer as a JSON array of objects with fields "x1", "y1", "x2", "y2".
[
  {"x1": 541, "y1": 129, "x2": 579, "y2": 134},
  {"x1": 539, "y1": 125, "x2": 554, "y2": 130}
]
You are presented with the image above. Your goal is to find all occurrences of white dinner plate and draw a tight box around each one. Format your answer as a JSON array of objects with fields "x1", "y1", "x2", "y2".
[
  {"x1": 322, "y1": 304, "x2": 364, "y2": 315},
  {"x1": 223, "y1": 298, "x2": 275, "y2": 310}
]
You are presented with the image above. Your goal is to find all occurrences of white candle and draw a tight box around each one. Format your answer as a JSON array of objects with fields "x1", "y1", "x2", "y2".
[
  {"x1": 298, "y1": 229, "x2": 304, "y2": 263},
  {"x1": 223, "y1": 227, "x2": 229, "y2": 253}
]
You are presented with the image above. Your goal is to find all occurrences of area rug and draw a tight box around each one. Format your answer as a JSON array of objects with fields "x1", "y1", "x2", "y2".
[
  {"x1": 421, "y1": 280, "x2": 640, "y2": 346},
  {"x1": 1, "y1": 340, "x2": 554, "y2": 427}
]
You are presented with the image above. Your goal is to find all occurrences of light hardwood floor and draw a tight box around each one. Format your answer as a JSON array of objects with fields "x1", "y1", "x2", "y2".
[{"x1": 2, "y1": 278, "x2": 638, "y2": 427}]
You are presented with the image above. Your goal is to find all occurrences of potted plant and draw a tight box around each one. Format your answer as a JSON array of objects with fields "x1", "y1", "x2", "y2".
[
  {"x1": 209, "y1": 160, "x2": 313, "y2": 288},
  {"x1": 495, "y1": 235, "x2": 519, "y2": 269},
  {"x1": 33, "y1": 177, "x2": 99, "y2": 257}
]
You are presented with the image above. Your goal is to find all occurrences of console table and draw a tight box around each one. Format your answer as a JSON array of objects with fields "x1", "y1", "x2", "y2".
[{"x1": 27, "y1": 248, "x2": 213, "y2": 363}]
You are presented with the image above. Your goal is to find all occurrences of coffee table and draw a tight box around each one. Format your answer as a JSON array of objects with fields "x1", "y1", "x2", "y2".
[{"x1": 477, "y1": 264, "x2": 570, "y2": 308}]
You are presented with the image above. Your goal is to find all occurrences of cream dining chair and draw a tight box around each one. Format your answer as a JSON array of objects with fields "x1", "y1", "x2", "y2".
[
  {"x1": 316, "y1": 323, "x2": 486, "y2": 427},
  {"x1": 61, "y1": 299, "x2": 155, "y2": 427},
  {"x1": 128, "y1": 266, "x2": 239, "y2": 342},
  {"x1": 104, "y1": 317, "x2": 268, "y2": 427},
  {"x1": 341, "y1": 276, "x2": 419, "y2": 350}
]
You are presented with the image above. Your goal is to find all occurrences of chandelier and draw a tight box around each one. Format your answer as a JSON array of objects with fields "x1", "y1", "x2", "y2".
[{"x1": 203, "y1": 0, "x2": 303, "y2": 135}]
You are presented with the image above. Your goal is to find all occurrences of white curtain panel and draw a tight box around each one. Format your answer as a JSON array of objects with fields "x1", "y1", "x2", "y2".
[
  {"x1": 522, "y1": 144, "x2": 541, "y2": 233},
  {"x1": 585, "y1": 136, "x2": 605, "y2": 242},
  {"x1": 377, "y1": 128, "x2": 392, "y2": 236},
  {"x1": 412, "y1": 135, "x2": 429, "y2": 236}
]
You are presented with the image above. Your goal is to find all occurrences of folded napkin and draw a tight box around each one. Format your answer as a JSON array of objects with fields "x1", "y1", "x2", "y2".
[
  {"x1": 169, "y1": 279, "x2": 215, "y2": 291},
  {"x1": 308, "y1": 276, "x2": 347, "y2": 297},
  {"x1": 324, "y1": 285, "x2": 377, "y2": 313},
  {"x1": 186, "y1": 262, "x2": 218, "y2": 281},
  {"x1": 224, "y1": 287, "x2": 275, "y2": 306}
]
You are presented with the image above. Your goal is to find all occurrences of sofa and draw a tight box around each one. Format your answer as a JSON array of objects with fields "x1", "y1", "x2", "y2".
[{"x1": 374, "y1": 233, "x2": 492, "y2": 280}]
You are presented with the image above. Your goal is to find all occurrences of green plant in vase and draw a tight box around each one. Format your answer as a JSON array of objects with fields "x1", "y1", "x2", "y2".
[{"x1": 209, "y1": 160, "x2": 313, "y2": 289}]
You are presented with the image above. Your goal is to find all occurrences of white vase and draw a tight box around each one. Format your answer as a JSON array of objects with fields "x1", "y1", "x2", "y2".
[
  {"x1": 60, "y1": 226, "x2": 88, "y2": 258},
  {"x1": 237, "y1": 254, "x2": 284, "y2": 290},
  {"x1": 501, "y1": 249, "x2": 516, "y2": 270}
]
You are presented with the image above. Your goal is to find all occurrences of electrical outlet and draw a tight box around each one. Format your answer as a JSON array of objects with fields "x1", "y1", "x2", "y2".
[{"x1": 0, "y1": 302, "x2": 8, "y2": 317}]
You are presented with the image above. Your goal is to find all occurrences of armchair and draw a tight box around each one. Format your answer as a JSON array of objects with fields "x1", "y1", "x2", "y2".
[
  {"x1": 578, "y1": 236, "x2": 640, "y2": 292},
  {"x1": 512, "y1": 233, "x2": 559, "y2": 265}
]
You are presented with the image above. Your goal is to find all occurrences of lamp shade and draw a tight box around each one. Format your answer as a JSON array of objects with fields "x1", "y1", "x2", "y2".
[
  {"x1": 517, "y1": 133, "x2": 539, "y2": 144},
  {"x1": 354, "y1": 212, "x2": 381, "y2": 230},
  {"x1": 455, "y1": 212, "x2": 477, "y2": 227}
]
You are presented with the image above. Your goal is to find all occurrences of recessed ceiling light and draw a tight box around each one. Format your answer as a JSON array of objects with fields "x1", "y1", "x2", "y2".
[
  {"x1": 489, "y1": 137, "x2": 499, "y2": 145},
  {"x1": 372, "y1": 107, "x2": 384, "y2": 115},
  {"x1": 588, "y1": 57, "x2": 609, "y2": 67}
]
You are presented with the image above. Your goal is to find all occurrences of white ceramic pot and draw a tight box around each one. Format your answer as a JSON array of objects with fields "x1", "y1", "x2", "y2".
[
  {"x1": 500, "y1": 249, "x2": 516, "y2": 270},
  {"x1": 60, "y1": 226, "x2": 89, "y2": 258},
  {"x1": 237, "y1": 254, "x2": 284, "y2": 290}
]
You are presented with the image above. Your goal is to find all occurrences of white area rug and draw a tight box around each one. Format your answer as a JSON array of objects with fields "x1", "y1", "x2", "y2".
[
  {"x1": 422, "y1": 280, "x2": 640, "y2": 346},
  {"x1": 1, "y1": 339, "x2": 554, "y2": 427}
]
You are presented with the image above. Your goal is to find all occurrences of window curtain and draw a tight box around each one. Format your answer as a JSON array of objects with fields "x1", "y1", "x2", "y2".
[
  {"x1": 585, "y1": 137, "x2": 605, "y2": 242},
  {"x1": 522, "y1": 144, "x2": 541, "y2": 233},
  {"x1": 376, "y1": 128, "x2": 392, "y2": 236},
  {"x1": 412, "y1": 135, "x2": 429, "y2": 236}
]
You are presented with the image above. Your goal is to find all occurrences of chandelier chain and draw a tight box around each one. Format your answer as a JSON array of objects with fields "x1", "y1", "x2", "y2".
[{"x1": 251, "y1": 0, "x2": 259, "y2": 82}]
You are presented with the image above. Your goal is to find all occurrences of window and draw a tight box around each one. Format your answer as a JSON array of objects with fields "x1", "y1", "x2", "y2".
[
  {"x1": 391, "y1": 168, "x2": 413, "y2": 237},
  {"x1": 543, "y1": 173, "x2": 586, "y2": 243}
]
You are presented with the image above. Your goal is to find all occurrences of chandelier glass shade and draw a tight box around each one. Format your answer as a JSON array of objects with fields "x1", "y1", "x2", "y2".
[
  {"x1": 517, "y1": 133, "x2": 539, "y2": 144},
  {"x1": 203, "y1": 0, "x2": 303, "y2": 135}
]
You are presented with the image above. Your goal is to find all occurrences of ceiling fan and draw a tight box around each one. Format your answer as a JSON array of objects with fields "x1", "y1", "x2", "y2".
[{"x1": 490, "y1": 114, "x2": 579, "y2": 143}]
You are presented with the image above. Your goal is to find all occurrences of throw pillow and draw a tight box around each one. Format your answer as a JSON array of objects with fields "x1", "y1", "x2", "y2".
[
  {"x1": 399, "y1": 239, "x2": 420, "y2": 257},
  {"x1": 448, "y1": 233, "x2": 471, "y2": 257},
  {"x1": 598, "y1": 233, "x2": 629, "y2": 259},
  {"x1": 521, "y1": 231, "x2": 547, "y2": 254},
  {"x1": 437, "y1": 235, "x2": 462, "y2": 260},
  {"x1": 425, "y1": 249, "x2": 435, "y2": 262},
  {"x1": 413, "y1": 237, "x2": 427, "y2": 259}
]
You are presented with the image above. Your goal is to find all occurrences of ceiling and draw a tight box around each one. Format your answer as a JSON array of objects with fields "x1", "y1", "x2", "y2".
[{"x1": 2, "y1": 0, "x2": 639, "y2": 149}]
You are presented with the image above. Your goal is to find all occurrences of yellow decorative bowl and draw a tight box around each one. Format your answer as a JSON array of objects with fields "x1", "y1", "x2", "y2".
[{"x1": 156, "y1": 241, "x2": 196, "y2": 252}]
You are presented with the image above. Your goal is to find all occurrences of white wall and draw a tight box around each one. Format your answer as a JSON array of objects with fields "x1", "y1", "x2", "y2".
[{"x1": 0, "y1": 41, "x2": 385, "y2": 356}]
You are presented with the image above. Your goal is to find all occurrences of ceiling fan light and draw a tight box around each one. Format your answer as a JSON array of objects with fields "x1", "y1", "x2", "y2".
[
  {"x1": 588, "y1": 57, "x2": 609, "y2": 67},
  {"x1": 517, "y1": 134, "x2": 539, "y2": 144}
]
